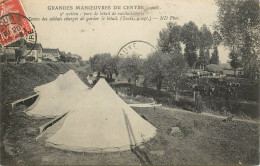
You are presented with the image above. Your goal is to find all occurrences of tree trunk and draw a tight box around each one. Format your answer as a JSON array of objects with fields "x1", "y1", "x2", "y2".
[
  {"x1": 157, "y1": 79, "x2": 162, "y2": 91},
  {"x1": 175, "y1": 90, "x2": 179, "y2": 101},
  {"x1": 143, "y1": 78, "x2": 147, "y2": 88},
  {"x1": 131, "y1": 80, "x2": 137, "y2": 97},
  {"x1": 234, "y1": 68, "x2": 237, "y2": 76}
]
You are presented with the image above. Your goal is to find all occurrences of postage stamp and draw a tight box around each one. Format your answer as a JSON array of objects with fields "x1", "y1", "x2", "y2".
[
  {"x1": 0, "y1": 0, "x2": 37, "y2": 56},
  {"x1": 0, "y1": 0, "x2": 27, "y2": 17}
]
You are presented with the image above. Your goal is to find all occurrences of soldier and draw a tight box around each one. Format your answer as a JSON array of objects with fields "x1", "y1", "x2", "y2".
[
  {"x1": 224, "y1": 84, "x2": 232, "y2": 110},
  {"x1": 195, "y1": 91, "x2": 202, "y2": 112}
]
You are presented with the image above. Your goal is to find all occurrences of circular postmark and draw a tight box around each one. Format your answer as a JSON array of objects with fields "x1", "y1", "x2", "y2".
[
  {"x1": 117, "y1": 40, "x2": 156, "y2": 59},
  {"x1": 0, "y1": 13, "x2": 37, "y2": 57}
]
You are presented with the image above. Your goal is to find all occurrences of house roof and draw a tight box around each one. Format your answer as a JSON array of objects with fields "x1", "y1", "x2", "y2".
[
  {"x1": 33, "y1": 43, "x2": 43, "y2": 50},
  {"x1": 4, "y1": 49, "x2": 15, "y2": 55},
  {"x1": 4, "y1": 40, "x2": 39, "y2": 50},
  {"x1": 5, "y1": 39, "x2": 26, "y2": 48},
  {"x1": 71, "y1": 54, "x2": 80, "y2": 58},
  {"x1": 43, "y1": 48, "x2": 59, "y2": 54}
]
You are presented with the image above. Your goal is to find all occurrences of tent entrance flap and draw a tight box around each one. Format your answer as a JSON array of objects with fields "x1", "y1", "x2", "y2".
[
  {"x1": 11, "y1": 94, "x2": 39, "y2": 108},
  {"x1": 40, "y1": 113, "x2": 68, "y2": 133}
]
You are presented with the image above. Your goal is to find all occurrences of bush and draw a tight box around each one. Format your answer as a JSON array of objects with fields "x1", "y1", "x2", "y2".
[
  {"x1": 25, "y1": 56, "x2": 35, "y2": 62},
  {"x1": 205, "y1": 64, "x2": 223, "y2": 73},
  {"x1": 176, "y1": 98, "x2": 195, "y2": 109},
  {"x1": 114, "y1": 83, "x2": 199, "y2": 113}
]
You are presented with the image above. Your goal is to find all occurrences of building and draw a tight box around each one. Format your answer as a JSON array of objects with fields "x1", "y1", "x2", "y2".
[
  {"x1": 223, "y1": 68, "x2": 244, "y2": 76},
  {"x1": 2, "y1": 49, "x2": 16, "y2": 63},
  {"x1": 0, "y1": 41, "x2": 43, "y2": 63},
  {"x1": 25, "y1": 43, "x2": 43, "y2": 62},
  {"x1": 42, "y1": 48, "x2": 60, "y2": 61},
  {"x1": 71, "y1": 54, "x2": 80, "y2": 59}
]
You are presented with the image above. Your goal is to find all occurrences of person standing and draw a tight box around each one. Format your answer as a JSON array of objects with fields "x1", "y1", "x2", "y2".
[{"x1": 195, "y1": 92, "x2": 202, "y2": 112}]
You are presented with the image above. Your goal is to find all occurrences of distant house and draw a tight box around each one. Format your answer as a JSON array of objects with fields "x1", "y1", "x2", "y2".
[
  {"x1": 71, "y1": 54, "x2": 80, "y2": 59},
  {"x1": 25, "y1": 43, "x2": 43, "y2": 62},
  {"x1": 42, "y1": 48, "x2": 60, "y2": 61},
  {"x1": 0, "y1": 41, "x2": 43, "y2": 63},
  {"x1": 2, "y1": 40, "x2": 24, "y2": 63},
  {"x1": 223, "y1": 68, "x2": 244, "y2": 76},
  {"x1": 2, "y1": 49, "x2": 16, "y2": 63}
]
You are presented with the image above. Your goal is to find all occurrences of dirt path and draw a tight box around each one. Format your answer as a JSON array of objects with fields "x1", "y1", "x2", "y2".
[{"x1": 161, "y1": 106, "x2": 260, "y2": 124}]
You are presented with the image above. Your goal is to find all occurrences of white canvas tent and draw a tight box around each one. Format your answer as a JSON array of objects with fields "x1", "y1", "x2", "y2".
[
  {"x1": 26, "y1": 70, "x2": 90, "y2": 118},
  {"x1": 37, "y1": 78, "x2": 157, "y2": 152}
]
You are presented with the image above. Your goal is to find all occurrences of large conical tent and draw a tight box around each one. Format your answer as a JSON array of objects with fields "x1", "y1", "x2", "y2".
[
  {"x1": 26, "y1": 70, "x2": 90, "y2": 118},
  {"x1": 37, "y1": 78, "x2": 157, "y2": 152}
]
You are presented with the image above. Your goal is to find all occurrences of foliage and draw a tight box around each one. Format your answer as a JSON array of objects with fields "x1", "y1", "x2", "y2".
[
  {"x1": 59, "y1": 51, "x2": 81, "y2": 63},
  {"x1": 210, "y1": 47, "x2": 220, "y2": 65},
  {"x1": 163, "y1": 52, "x2": 188, "y2": 91},
  {"x1": 197, "y1": 24, "x2": 213, "y2": 68},
  {"x1": 43, "y1": 58, "x2": 52, "y2": 62},
  {"x1": 143, "y1": 51, "x2": 165, "y2": 90},
  {"x1": 181, "y1": 21, "x2": 200, "y2": 68},
  {"x1": 228, "y1": 51, "x2": 241, "y2": 75},
  {"x1": 215, "y1": 0, "x2": 260, "y2": 78},
  {"x1": 212, "y1": 31, "x2": 222, "y2": 47},
  {"x1": 25, "y1": 56, "x2": 35, "y2": 62},
  {"x1": 205, "y1": 64, "x2": 223, "y2": 73},
  {"x1": 118, "y1": 53, "x2": 143, "y2": 85},
  {"x1": 158, "y1": 22, "x2": 182, "y2": 54},
  {"x1": 89, "y1": 53, "x2": 119, "y2": 78},
  {"x1": 142, "y1": 50, "x2": 187, "y2": 94}
]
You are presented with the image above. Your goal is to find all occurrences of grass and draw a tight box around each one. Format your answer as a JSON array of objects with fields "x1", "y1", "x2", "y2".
[
  {"x1": 0, "y1": 63, "x2": 259, "y2": 165},
  {"x1": 113, "y1": 82, "x2": 259, "y2": 120},
  {"x1": 2, "y1": 103, "x2": 259, "y2": 165}
]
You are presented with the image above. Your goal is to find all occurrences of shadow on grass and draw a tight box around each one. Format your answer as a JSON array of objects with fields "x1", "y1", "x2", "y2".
[{"x1": 123, "y1": 109, "x2": 152, "y2": 165}]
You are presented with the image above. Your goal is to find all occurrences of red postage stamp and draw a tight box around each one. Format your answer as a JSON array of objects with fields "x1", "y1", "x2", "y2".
[{"x1": 0, "y1": 0, "x2": 34, "y2": 46}]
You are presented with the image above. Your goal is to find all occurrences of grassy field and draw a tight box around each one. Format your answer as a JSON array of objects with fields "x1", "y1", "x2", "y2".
[{"x1": 0, "y1": 63, "x2": 259, "y2": 165}]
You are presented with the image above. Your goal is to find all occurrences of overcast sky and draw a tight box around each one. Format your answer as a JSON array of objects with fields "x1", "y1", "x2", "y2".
[{"x1": 21, "y1": 0, "x2": 230, "y2": 63}]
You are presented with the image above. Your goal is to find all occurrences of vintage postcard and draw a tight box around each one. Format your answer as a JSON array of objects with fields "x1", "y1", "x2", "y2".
[{"x1": 0, "y1": 0, "x2": 259, "y2": 165}]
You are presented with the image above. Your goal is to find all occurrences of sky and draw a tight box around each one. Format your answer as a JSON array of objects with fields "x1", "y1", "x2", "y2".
[{"x1": 20, "y1": 0, "x2": 230, "y2": 63}]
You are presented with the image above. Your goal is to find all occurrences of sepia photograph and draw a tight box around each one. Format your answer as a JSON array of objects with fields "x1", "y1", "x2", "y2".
[{"x1": 0, "y1": 0, "x2": 259, "y2": 165}]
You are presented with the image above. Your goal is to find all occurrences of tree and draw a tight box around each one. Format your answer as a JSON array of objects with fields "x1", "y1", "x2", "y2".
[
  {"x1": 143, "y1": 51, "x2": 165, "y2": 91},
  {"x1": 103, "y1": 55, "x2": 119, "y2": 79},
  {"x1": 89, "y1": 53, "x2": 118, "y2": 79},
  {"x1": 118, "y1": 53, "x2": 143, "y2": 86},
  {"x1": 181, "y1": 21, "x2": 200, "y2": 69},
  {"x1": 210, "y1": 47, "x2": 220, "y2": 64},
  {"x1": 205, "y1": 64, "x2": 223, "y2": 73},
  {"x1": 215, "y1": 0, "x2": 259, "y2": 78},
  {"x1": 111, "y1": 56, "x2": 120, "y2": 77},
  {"x1": 163, "y1": 52, "x2": 188, "y2": 99},
  {"x1": 142, "y1": 50, "x2": 187, "y2": 98},
  {"x1": 210, "y1": 31, "x2": 222, "y2": 64},
  {"x1": 59, "y1": 51, "x2": 66, "y2": 62},
  {"x1": 212, "y1": 31, "x2": 222, "y2": 49},
  {"x1": 229, "y1": 51, "x2": 241, "y2": 76},
  {"x1": 158, "y1": 22, "x2": 182, "y2": 54},
  {"x1": 14, "y1": 39, "x2": 27, "y2": 64},
  {"x1": 197, "y1": 24, "x2": 213, "y2": 69}
]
